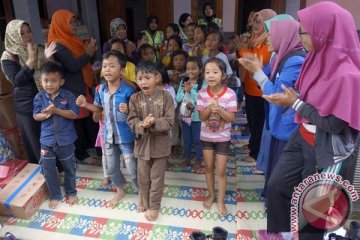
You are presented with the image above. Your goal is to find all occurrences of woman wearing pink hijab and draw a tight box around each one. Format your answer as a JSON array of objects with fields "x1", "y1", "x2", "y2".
[{"x1": 263, "y1": 2, "x2": 360, "y2": 239}]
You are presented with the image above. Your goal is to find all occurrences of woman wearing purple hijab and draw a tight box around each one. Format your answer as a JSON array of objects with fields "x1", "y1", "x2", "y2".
[{"x1": 261, "y1": 2, "x2": 360, "y2": 239}]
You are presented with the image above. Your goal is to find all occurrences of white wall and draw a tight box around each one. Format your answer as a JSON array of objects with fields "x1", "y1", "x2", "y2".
[
  {"x1": 223, "y1": 0, "x2": 235, "y2": 32},
  {"x1": 306, "y1": 0, "x2": 360, "y2": 29},
  {"x1": 173, "y1": 0, "x2": 191, "y2": 24},
  {"x1": 285, "y1": 0, "x2": 300, "y2": 19}
]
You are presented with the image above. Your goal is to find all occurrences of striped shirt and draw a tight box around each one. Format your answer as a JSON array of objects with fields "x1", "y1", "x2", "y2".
[{"x1": 197, "y1": 86, "x2": 237, "y2": 142}]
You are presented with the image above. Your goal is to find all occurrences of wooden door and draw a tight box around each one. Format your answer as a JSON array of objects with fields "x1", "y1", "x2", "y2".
[
  {"x1": 147, "y1": 0, "x2": 174, "y2": 32},
  {"x1": 97, "y1": 0, "x2": 126, "y2": 44}
]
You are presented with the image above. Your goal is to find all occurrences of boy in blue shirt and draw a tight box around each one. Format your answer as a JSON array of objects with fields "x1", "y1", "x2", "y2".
[
  {"x1": 76, "y1": 50, "x2": 137, "y2": 208},
  {"x1": 33, "y1": 61, "x2": 80, "y2": 209}
]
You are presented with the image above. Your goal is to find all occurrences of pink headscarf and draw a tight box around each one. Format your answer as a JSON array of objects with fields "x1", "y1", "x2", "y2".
[
  {"x1": 269, "y1": 19, "x2": 303, "y2": 80},
  {"x1": 295, "y1": 1, "x2": 360, "y2": 131}
]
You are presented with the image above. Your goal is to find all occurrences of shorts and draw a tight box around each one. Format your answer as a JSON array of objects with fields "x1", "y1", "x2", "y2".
[{"x1": 201, "y1": 140, "x2": 231, "y2": 155}]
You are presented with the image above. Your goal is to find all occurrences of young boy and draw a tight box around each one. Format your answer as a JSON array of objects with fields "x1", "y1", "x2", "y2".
[
  {"x1": 127, "y1": 61, "x2": 175, "y2": 221},
  {"x1": 33, "y1": 61, "x2": 79, "y2": 209},
  {"x1": 76, "y1": 50, "x2": 137, "y2": 208}
]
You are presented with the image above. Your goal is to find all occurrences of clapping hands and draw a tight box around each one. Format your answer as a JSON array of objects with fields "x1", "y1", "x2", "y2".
[{"x1": 140, "y1": 114, "x2": 155, "y2": 128}]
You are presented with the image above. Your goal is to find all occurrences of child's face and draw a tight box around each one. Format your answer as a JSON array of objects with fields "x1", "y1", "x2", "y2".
[
  {"x1": 194, "y1": 27, "x2": 205, "y2": 44},
  {"x1": 138, "y1": 35, "x2": 148, "y2": 47},
  {"x1": 185, "y1": 25, "x2": 195, "y2": 39},
  {"x1": 183, "y1": 16, "x2": 192, "y2": 27},
  {"x1": 115, "y1": 25, "x2": 127, "y2": 39},
  {"x1": 102, "y1": 55, "x2": 122, "y2": 83},
  {"x1": 173, "y1": 55, "x2": 186, "y2": 71},
  {"x1": 186, "y1": 61, "x2": 200, "y2": 80},
  {"x1": 136, "y1": 71, "x2": 160, "y2": 96},
  {"x1": 141, "y1": 47, "x2": 155, "y2": 62},
  {"x1": 167, "y1": 39, "x2": 180, "y2": 52},
  {"x1": 166, "y1": 27, "x2": 176, "y2": 39},
  {"x1": 111, "y1": 42, "x2": 125, "y2": 54},
  {"x1": 227, "y1": 40, "x2": 236, "y2": 53},
  {"x1": 205, "y1": 32, "x2": 220, "y2": 51},
  {"x1": 204, "y1": 62, "x2": 225, "y2": 87},
  {"x1": 41, "y1": 72, "x2": 64, "y2": 96}
]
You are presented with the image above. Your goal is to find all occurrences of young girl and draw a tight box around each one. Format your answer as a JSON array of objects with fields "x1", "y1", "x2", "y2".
[
  {"x1": 138, "y1": 44, "x2": 156, "y2": 63},
  {"x1": 197, "y1": 57, "x2": 237, "y2": 216},
  {"x1": 168, "y1": 50, "x2": 187, "y2": 93},
  {"x1": 161, "y1": 35, "x2": 182, "y2": 68},
  {"x1": 190, "y1": 24, "x2": 209, "y2": 58},
  {"x1": 176, "y1": 57, "x2": 206, "y2": 167},
  {"x1": 205, "y1": 30, "x2": 240, "y2": 89},
  {"x1": 183, "y1": 22, "x2": 196, "y2": 53}
]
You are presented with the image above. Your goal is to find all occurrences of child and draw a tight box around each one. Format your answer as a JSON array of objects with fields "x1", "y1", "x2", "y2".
[
  {"x1": 76, "y1": 50, "x2": 138, "y2": 208},
  {"x1": 108, "y1": 39, "x2": 137, "y2": 89},
  {"x1": 127, "y1": 61, "x2": 175, "y2": 221},
  {"x1": 168, "y1": 50, "x2": 188, "y2": 93},
  {"x1": 189, "y1": 24, "x2": 209, "y2": 57},
  {"x1": 183, "y1": 22, "x2": 196, "y2": 53},
  {"x1": 197, "y1": 57, "x2": 237, "y2": 216},
  {"x1": 138, "y1": 43, "x2": 156, "y2": 63},
  {"x1": 161, "y1": 35, "x2": 182, "y2": 68},
  {"x1": 176, "y1": 57, "x2": 206, "y2": 167},
  {"x1": 33, "y1": 61, "x2": 79, "y2": 209}
]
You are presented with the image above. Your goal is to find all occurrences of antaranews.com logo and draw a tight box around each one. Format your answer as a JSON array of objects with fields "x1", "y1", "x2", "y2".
[{"x1": 290, "y1": 172, "x2": 359, "y2": 239}]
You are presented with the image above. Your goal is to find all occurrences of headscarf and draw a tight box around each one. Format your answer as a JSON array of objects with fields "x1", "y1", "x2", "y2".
[
  {"x1": 48, "y1": 9, "x2": 93, "y2": 88},
  {"x1": 1, "y1": 19, "x2": 45, "y2": 91},
  {"x1": 295, "y1": 1, "x2": 360, "y2": 130},
  {"x1": 250, "y1": 9, "x2": 277, "y2": 48},
  {"x1": 268, "y1": 18, "x2": 303, "y2": 80},
  {"x1": 110, "y1": 18, "x2": 127, "y2": 39}
]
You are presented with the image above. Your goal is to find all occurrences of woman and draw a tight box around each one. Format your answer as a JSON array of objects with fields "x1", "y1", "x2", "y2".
[
  {"x1": 142, "y1": 15, "x2": 164, "y2": 56},
  {"x1": 239, "y1": 15, "x2": 306, "y2": 197},
  {"x1": 48, "y1": 9, "x2": 100, "y2": 164},
  {"x1": 1, "y1": 20, "x2": 56, "y2": 163},
  {"x1": 103, "y1": 18, "x2": 136, "y2": 57},
  {"x1": 197, "y1": 2, "x2": 222, "y2": 29},
  {"x1": 264, "y1": 2, "x2": 360, "y2": 239},
  {"x1": 236, "y1": 9, "x2": 276, "y2": 164},
  {"x1": 178, "y1": 13, "x2": 193, "y2": 42}
]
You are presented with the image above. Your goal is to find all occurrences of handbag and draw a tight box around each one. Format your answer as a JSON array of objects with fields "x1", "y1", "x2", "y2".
[{"x1": 180, "y1": 92, "x2": 195, "y2": 125}]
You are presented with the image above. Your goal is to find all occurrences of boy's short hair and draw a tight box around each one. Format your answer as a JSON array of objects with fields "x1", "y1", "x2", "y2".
[
  {"x1": 136, "y1": 61, "x2": 160, "y2": 75},
  {"x1": 40, "y1": 61, "x2": 64, "y2": 78},
  {"x1": 102, "y1": 50, "x2": 127, "y2": 68}
]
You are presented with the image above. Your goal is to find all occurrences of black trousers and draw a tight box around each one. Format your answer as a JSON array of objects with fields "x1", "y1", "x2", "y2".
[
  {"x1": 74, "y1": 116, "x2": 99, "y2": 161},
  {"x1": 244, "y1": 94, "x2": 265, "y2": 159},
  {"x1": 16, "y1": 113, "x2": 41, "y2": 163},
  {"x1": 267, "y1": 129, "x2": 355, "y2": 239}
]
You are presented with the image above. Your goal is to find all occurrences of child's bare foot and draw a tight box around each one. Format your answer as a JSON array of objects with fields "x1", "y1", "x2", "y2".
[
  {"x1": 102, "y1": 177, "x2": 110, "y2": 186},
  {"x1": 137, "y1": 194, "x2": 146, "y2": 213},
  {"x1": 203, "y1": 196, "x2": 216, "y2": 210},
  {"x1": 145, "y1": 209, "x2": 152, "y2": 221},
  {"x1": 110, "y1": 188, "x2": 125, "y2": 209},
  {"x1": 49, "y1": 199, "x2": 59, "y2": 209},
  {"x1": 218, "y1": 203, "x2": 228, "y2": 217},
  {"x1": 149, "y1": 209, "x2": 159, "y2": 221},
  {"x1": 66, "y1": 196, "x2": 78, "y2": 206}
]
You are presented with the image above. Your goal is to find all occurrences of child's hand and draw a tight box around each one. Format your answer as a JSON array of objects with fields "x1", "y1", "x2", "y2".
[
  {"x1": 211, "y1": 104, "x2": 221, "y2": 113},
  {"x1": 42, "y1": 104, "x2": 55, "y2": 115},
  {"x1": 92, "y1": 111, "x2": 102, "y2": 123},
  {"x1": 140, "y1": 114, "x2": 155, "y2": 128},
  {"x1": 76, "y1": 95, "x2": 87, "y2": 107},
  {"x1": 210, "y1": 96, "x2": 218, "y2": 106},
  {"x1": 183, "y1": 81, "x2": 192, "y2": 92},
  {"x1": 119, "y1": 103, "x2": 128, "y2": 113}
]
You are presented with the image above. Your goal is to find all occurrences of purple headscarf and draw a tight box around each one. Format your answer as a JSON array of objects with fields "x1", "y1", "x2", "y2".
[
  {"x1": 269, "y1": 19, "x2": 303, "y2": 80},
  {"x1": 295, "y1": 1, "x2": 360, "y2": 130}
]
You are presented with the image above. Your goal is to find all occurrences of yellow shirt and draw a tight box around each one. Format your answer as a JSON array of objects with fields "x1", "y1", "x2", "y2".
[
  {"x1": 100, "y1": 61, "x2": 136, "y2": 83},
  {"x1": 162, "y1": 55, "x2": 171, "y2": 68}
]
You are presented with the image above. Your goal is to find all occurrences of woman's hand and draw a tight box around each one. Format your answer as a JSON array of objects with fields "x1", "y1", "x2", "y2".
[
  {"x1": 26, "y1": 42, "x2": 37, "y2": 69},
  {"x1": 85, "y1": 37, "x2": 97, "y2": 57},
  {"x1": 262, "y1": 85, "x2": 299, "y2": 107},
  {"x1": 238, "y1": 53, "x2": 262, "y2": 73},
  {"x1": 233, "y1": 34, "x2": 249, "y2": 51},
  {"x1": 44, "y1": 42, "x2": 57, "y2": 59}
]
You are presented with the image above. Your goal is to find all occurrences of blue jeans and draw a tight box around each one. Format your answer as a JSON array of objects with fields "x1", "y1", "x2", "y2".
[
  {"x1": 103, "y1": 142, "x2": 137, "y2": 189},
  {"x1": 181, "y1": 121, "x2": 202, "y2": 161},
  {"x1": 40, "y1": 143, "x2": 77, "y2": 200}
]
